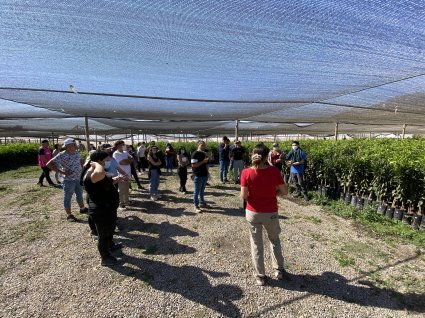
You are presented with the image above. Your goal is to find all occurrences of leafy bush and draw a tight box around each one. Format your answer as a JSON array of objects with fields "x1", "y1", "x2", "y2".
[{"x1": 0, "y1": 143, "x2": 39, "y2": 171}]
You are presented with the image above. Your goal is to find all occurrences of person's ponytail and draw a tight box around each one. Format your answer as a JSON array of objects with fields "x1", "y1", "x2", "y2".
[{"x1": 251, "y1": 144, "x2": 269, "y2": 170}]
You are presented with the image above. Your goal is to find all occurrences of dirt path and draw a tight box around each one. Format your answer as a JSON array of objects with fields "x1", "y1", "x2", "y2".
[{"x1": 0, "y1": 166, "x2": 424, "y2": 317}]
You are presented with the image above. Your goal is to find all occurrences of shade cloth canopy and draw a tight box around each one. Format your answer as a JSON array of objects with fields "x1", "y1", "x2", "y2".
[{"x1": 1, "y1": 0, "x2": 425, "y2": 136}]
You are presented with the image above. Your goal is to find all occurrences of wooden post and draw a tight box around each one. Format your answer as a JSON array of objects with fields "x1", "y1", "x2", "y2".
[
  {"x1": 235, "y1": 120, "x2": 239, "y2": 141},
  {"x1": 335, "y1": 123, "x2": 339, "y2": 140},
  {"x1": 402, "y1": 124, "x2": 407, "y2": 139},
  {"x1": 84, "y1": 115, "x2": 90, "y2": 150}
]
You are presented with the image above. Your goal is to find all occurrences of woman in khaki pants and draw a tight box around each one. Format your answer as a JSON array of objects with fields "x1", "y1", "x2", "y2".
[{"x1": 240, "y1": 143, "x2": 288, "y2": 286}]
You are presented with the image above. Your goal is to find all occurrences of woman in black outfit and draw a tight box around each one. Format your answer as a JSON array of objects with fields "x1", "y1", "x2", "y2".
[
  {"x1": 177, "y1": 146, "x2": 190, "y2": 193},
  {"x1": 81, "y1": 151, "x2": 125, "y2": 266}
]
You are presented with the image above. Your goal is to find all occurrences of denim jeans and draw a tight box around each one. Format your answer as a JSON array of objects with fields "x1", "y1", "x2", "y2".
[
  {"x1": 219, "y1": 160, "x2": 230, "y2": 181},
  {"x1": 165, "y1": 156, "x2": 174, "y2": 171},
  {"x1": 63, "y1": 179, "x2": 84, "y2": 209},
  {"x1": 193, "y1": 176, "x2": 207, "y2": 206},
  {"x1": 233, "y1": 160, "x2": 244, "y2": 182},
  {"x1": 149, "y1": 169, "x2": 160, "y2": 195}
]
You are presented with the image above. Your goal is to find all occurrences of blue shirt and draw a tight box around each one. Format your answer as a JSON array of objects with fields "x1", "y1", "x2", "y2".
[
  {"x1": 105, "y1": 157, "x2": 120, "y2": 177},
  {"x1": 286, "y1": 149, "x2": 307, "y2": 174},
  {"x1": 219, "y1": 143, "x2": 230, "y2": 161}
]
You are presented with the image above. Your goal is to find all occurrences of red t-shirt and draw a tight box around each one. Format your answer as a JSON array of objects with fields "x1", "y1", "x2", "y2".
[{"x1": 240, "y1": 166, "x2": 284, "y2": 212}]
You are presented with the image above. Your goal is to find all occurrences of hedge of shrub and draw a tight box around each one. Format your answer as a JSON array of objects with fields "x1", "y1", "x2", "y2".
[
  {"x1": 3, "y1": 138, "x2": 425, "y2": 215},
  {"x1": 0, "y1": 143, "x2": 40, "y2": 171}
]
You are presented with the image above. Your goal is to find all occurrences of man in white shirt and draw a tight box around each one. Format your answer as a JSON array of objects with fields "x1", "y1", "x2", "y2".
[
  {"x1": 113, "y1": 140, "x2": 132, "y2": 210},
  {"x1": 137, "y1": 141, "x2": 147, "y2": 172}
]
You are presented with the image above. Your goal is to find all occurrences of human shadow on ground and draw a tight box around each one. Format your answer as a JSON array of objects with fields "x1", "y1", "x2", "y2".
[
  {"x1": 111, "y1": 255, "x2": 243, "y2": 317},
  {"x1": 117, "y1": 215, "x2": 198, "y2": 255},
  {"x1": 128, "y1": 199, "x2": 196, "y2": 217},
  {"x1": 248, "y1": 268, "x2": 425, "y2": 317}
]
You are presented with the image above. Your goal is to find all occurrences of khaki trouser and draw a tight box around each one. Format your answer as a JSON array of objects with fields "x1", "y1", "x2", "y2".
[
  {"x1": 118, "y1": 181, "x2": 130, "y2": 206},
  {"x1": 246, "y1": 209, "x2": 284, "y2": 277}
]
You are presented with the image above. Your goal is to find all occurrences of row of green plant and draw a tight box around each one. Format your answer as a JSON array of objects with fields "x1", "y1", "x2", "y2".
[
  {"x1": 3, "y1": 138, "x2": 425, "y2": 213},
  {"x1": 0, "y1": 143, "x2": 39, "y2": 171},
  {"x1": 310, "y1": 192, "x2": 425, "y2": 248},
  {"x1": 299, "y1": 138, "x2": 425, "y2": 214}
]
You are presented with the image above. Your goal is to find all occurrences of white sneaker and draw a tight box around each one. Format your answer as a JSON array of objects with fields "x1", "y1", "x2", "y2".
[
  {"x1": 255, "y1": 276, "x2": 266, "y2": 286},
  {"x1": 274, "y1": 270, "x2": 284, "y2": 280},
  {"x1": 194, "y1": 206, "x2": 202, "y2": 213},
  {"x1": 150, "y1": 196, "x2": 157, "y2": 201}
]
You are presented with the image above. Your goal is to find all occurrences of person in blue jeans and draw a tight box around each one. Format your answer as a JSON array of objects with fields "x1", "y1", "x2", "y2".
[
  {"x1": 219, "y1": 136, "x2": 231, "y2": 183},
  {"x1": 47, "y1": 138, "x2": 88, "y2": 221},
  {"x1": 191, "y1": 140, "x2": 209, "y2": 213},
  {"x1": 148, "y1": 145, "x2": 162, "y2": 201},
  {"x1": 165, "y1": 143, "x2": 175, "y2": 174}
]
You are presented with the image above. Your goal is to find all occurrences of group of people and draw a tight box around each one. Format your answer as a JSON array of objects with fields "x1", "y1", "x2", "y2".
[{"x1": 37, "y1": 136, "x2": 308, "y2": 285}]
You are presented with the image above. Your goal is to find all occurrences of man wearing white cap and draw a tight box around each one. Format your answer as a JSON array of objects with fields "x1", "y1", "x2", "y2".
[{"x1": 47, "y1": 138, "x2": 88, "y2": 221}]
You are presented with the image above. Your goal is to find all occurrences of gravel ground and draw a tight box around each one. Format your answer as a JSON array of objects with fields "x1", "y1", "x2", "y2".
[{"x1": 0, "y1": 166, "x2": 424, "y2": 318}]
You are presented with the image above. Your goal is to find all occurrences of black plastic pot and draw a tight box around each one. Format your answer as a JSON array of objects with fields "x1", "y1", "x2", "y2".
[
  {"x1": 345, "y1": 193, "x2": 352, "y2": 205},
  {"x1": 385, "y1": 207, "x2": 395, "y2": 219},
  {"x1": 420, "y1": 215, "x2": 425, "y2": 231},
  {"x1": 377, "y1": 202, "x2": 387, "y2": 215},
  {"x1": 402, "y1": 213, "x2": 412, "y2": 225},
  {"x1": 350, "y1": 195, "x2": 358, "y2": 207},
  {"x1": 333, "y1": 188, "x2": 341, "y2": 200},
  {"x1": 356, "y1": 197, "x2": 365, "y2": 210},
  {"x1": 393, "y1": 208, "x2": 404, "y2": 221},
  {"x1": 412, "y1": 214, "x2": 423, "y2": 231}
]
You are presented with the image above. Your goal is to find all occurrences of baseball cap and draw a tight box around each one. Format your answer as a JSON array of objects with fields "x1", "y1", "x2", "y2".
[
  {"x1": 222, "y1": 136, "x2": 229, "y2": 141},
  {"x1": 64, "y1": 138, "x2": 76, "y2": 146},
  {"x1": 273, "y1": 143, "x2": 279, "y2": 148},
  {"x1": 236, "y1": 140, "x2": 241, "y2": 144}
]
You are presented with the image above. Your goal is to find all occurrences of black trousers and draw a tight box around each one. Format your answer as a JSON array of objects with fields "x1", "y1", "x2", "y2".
[
  {"x1": 178, "y1": 167, "x2": 188, "y2": 190},
  {"x1": 137, "y1": 157, "x2": 147, "y2": 172},
  {"x1": 131, "y1": 164, "x2": 142, "y2": 188},
  {"x1": 38, "y1": 166, "x2": 54, "y2": 185},
  {"x1": 290, "y1": 173, "x2": 307, "y2": 195},
  {"x1": 89, "y1": 208, "x2": 117, "y2": 259}
]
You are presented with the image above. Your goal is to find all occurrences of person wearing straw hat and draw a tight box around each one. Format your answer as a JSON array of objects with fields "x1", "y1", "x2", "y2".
[{"x1": 47, "y1": 138, "x2": 88, "y2": 221}]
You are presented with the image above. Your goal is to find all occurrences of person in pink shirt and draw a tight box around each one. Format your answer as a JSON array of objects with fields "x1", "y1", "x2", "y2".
[
  {"x1": 37, "y1": 139, "x2": 55, "y2": 186},
  {"x1": 240, "y1": 143, "x2": 288, "y2": 286}
]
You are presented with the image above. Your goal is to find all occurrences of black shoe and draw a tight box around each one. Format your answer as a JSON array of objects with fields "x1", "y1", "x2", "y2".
[
  {"x1": 138, "y1": 185, "x2": 143, "y2": 190},
  {"x1": 304, "y1": 194, "x2": 310, "y2": 201},
  {"x1": 101, "y1": 255, "x2": 118, "y2": 266},
  {"x1": 224, "y1": 179, "x2": 229, "y2": 183},
  {"x1": 90, "y1": 230, "x2": 98, "y2": 236},
  {"x1": 37, "y1": 182, "x2": 44, "y2": 187},
  {"x1": 110, "y1": 243, "x2": 123, "y2": 252},
  {"x1": 79, "y1": 207, "x2": 89, "y2": 214},
  {"x1": 66, "y1": 214, "x2": 78, "y2": 222}
]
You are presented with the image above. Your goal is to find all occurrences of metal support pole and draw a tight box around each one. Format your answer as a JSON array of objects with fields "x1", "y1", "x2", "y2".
[
  {"x1": 84, "y1": 115, "x2": 90, "y2": 151},
  {"x1": 235, "y1": 120, "x2": 239, "y2": 141},
  {"x1": 402, "y1": 124, "x2": 407, "y2": 139},
  {"x1": 130, "y1": 130, "x2": 134, "y2": 146},
  {"x1": 335, "y1": 123, "x2": 339, "y2": 141}
]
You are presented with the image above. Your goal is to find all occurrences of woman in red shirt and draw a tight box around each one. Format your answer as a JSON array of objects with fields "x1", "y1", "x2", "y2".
[{"x1": 240, "y1": 143, "x2": 288, "y2": 286}]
